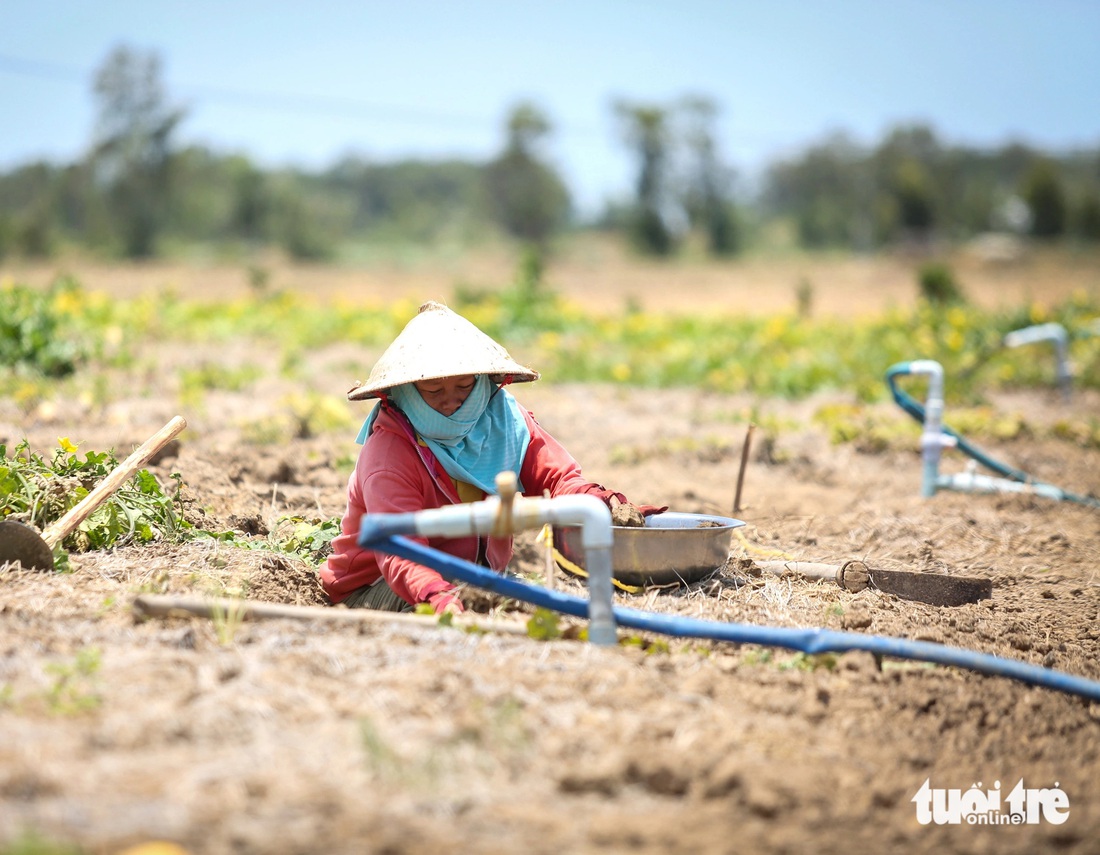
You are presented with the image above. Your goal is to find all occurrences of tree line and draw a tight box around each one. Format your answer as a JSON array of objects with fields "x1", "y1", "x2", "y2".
[{"x1": 1, "y1": 45, "x2": 1097, "y2": 264}]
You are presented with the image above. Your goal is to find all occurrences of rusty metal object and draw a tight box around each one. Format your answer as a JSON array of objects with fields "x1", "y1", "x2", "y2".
[
  {"x1": 756, "y1": 558, "x2": 992, "y2": 607},
  {"x1": 0, "y1": 519, "x2": 54, "y2": 571},
  {"x1": 836, "y1": 560, "x2": 871, "y2": 591}
]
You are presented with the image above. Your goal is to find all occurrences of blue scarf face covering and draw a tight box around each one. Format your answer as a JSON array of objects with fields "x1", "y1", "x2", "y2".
[{"x1": 356, "y1": 375, "x2": 532, "y2": 495}]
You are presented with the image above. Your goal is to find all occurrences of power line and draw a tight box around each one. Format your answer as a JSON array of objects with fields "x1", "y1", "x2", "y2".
[
  {"x1": 181, "y1": 83, "x2": 502, "y2": 131},
  {"x1": 0, "y1": 53, "x2": 85, "y2": 82},
  {"x1": 0, "y1": 51, "x2": 609, "y2": 139},
  {"x1": 0, "y1": 49, "x2": 806, "y2": 174}
]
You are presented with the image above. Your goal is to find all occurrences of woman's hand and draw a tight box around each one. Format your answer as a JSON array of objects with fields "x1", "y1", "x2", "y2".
[
  {"x1": 428, "y1": 588, "x2": 465, "y2": 615},
  {"x1": 608, "y1": 495, "x2": 646, "y2": 527}
]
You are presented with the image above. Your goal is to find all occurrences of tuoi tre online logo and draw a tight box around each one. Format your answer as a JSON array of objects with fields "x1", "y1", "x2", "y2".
[{"x1": 912, "y1": 778, "x2": 1069, "y2": 825}]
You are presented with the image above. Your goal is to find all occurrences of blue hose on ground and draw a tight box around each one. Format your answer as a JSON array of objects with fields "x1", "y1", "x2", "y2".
[
  {"x1": 363, "y1": 533, "x2": 1100, "y2": 703},
  {"x1": 885, "y1": 363, "x2": 1100, "y2": 508}
]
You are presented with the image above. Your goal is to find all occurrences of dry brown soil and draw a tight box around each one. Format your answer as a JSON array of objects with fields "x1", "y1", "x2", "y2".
[{"x1": 1, "y1": 250, "x2": 1099, "y2": 854}]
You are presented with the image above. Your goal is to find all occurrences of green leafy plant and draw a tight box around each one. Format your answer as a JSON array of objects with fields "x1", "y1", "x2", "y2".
[
  {"x1": 0, "y1": 438, "x2": 188, "y2": 561},
  {"x1": 0, "y1": 830, "x2": 84, "y2": 855},
  {"x1": 0, "y1": 277, "x2": 89, "y2": 377},
  {"x1": 741, "y1": 649, "x2": 838, "y2": 671},
  {"x1": 526, "y1": 608, "x2": 562, "y2": 640},
  {"x1": 4, "y1": 275, "x2": 1098, "y2": 444},
  {"x1": 778, "y1": 652, "x2": 839, "y2": 672},
  {"x1": 742, "y1": 649, "x2": 775, "y2": 667},
  {"x1": 358, "y1": 717, "x2": 403, "y2": 779},
  {"x1": 917, "y1": 262, "x2": 966, "y2": 305},
  {"x1": 210, "y1": 599, "x2": 247, "y2": 646},
  {"x1": 196, "y1": 516, "x2": 340, "y2": 565},
  {"x1": 620, "y1": 634, "x2": 671, "y2": 655},
  {"x1": 283, "y1": 391, "x2": 355, "y2": 438},
  {"x1": 268, "y1": 516, "x2": 341, "y2": 563},
  {"x1": 179, "y1": 361, "x2": 264, "y2": 411},
  {"x1": 45, "y1": 648, "x2": 103, "y2": 714}
]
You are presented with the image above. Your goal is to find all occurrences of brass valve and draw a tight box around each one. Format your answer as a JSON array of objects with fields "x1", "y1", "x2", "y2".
[{"x1": 493, "y1": 471, "x2": 518, "y2": 537}]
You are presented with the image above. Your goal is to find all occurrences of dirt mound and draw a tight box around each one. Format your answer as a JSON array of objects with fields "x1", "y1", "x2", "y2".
[{"x1": 2, "y1": 374, "x2": 1099, "y2": 854}]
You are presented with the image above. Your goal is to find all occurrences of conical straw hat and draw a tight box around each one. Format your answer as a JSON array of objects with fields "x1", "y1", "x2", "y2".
[{"x1": 347, "y1": 301, "x2": 540, "y2": 401}]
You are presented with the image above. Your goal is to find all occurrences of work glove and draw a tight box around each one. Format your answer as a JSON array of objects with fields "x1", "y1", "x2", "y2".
[
  {"x1": 428, "y1": 588, "x2": 465, "y2": 615},
  {"x1": 608, "y1": 494, "x2": 668, "y2": 527},
  {"x1": 610, "y1": 499, "x2": 646, "y2": 527}
]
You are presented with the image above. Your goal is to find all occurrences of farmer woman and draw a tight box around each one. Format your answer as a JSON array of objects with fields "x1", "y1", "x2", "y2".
[{"x1": 322, "y1": 301, "x2": 657, "y2": 615}]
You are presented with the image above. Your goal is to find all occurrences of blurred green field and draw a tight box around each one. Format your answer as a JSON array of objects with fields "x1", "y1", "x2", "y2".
[{"x1": 4, "y1": 241, "x2": 1099, "y2": 416}]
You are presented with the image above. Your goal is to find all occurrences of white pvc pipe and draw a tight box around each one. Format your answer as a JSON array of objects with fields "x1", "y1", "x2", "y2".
[
  {"x1": 904, "y1": 359, "x2": 956, "y2": 498},
  {"x1": 938, "y1": 470, "x2": 1066, "y2": 502},
  {"x1": 395, "y1": 492, "x2": 613, "y2": 550},
  {"x1": 372, "y1": 483, "x2": 617, "y2": 645},
  {"x1": 1003, "y1": 321, "x2": 1067, "y2": 349},
  {"x1": 1004, "y1": 322, "x2": 1072, "y2": 400}
]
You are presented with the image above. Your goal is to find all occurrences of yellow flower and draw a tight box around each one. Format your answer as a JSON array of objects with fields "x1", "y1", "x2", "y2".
[
  {"x1": 51, "y1": 288, "x2": 84, "y2": 316},
  {"x1": 763, "y1": 315, "x2": 788, "y2": 342},
  {"x1": 946, "y1": 305, "x2": 968, "y2": 329},
  {"x1": 58, "y1": 437, "x2": 78, "y2": 453},
  {"x1": 538, "y1": 331, "x2": 561, "y2": 350},
  {"x1": 611, "y1": 363, "x2": 631, "y2": 382}
]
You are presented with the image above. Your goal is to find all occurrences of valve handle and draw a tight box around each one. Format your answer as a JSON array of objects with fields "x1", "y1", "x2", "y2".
[{"x1": 493, "y1": 471, "x2": 518, "y2": 537}]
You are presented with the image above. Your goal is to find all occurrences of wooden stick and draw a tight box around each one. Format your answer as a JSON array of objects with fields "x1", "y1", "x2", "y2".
[
  {"x1": 756, "y1": 560, "x2": 853, "y2": 585},
  {"x1": 131, "y1": 593, "x2": 531, "y2": 635},
  {"x1": 542, "y1": 491, "x2": 556, "y2": 591},
  {"x1": 733, "y1": 422, "x2": 755, "y2": 515},
  {"x1": 43, "y1": 416, "x2": 187, "y2": 548}
]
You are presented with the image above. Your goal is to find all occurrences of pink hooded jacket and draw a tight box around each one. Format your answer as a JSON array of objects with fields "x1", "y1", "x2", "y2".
[{"x1": 321, "y1": 401, "x2": 625, "y2": 607}]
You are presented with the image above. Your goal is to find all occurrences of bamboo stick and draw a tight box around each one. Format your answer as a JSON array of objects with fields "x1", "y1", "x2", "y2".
[{"x1": 131, "y1": 593, "x2": 531, "y2": 635}]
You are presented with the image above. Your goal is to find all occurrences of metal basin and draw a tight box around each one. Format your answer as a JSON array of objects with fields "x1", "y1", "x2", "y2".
[{"x1": 554, "y1": 512, "x2": 745, "y2": 587}]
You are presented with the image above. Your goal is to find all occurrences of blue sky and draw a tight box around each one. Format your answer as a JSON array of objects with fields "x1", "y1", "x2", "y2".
[{"x1": 3, "y1": 0, "x2": 1099, "y2": 212}]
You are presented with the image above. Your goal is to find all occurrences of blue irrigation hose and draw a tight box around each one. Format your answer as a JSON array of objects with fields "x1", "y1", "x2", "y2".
[
  {"x1": 885, "y1": 362, "x2": 1100, "y2": 508},
  {"x1": 362, "y1": 533, "x2": 1100, "y2": 703}
]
